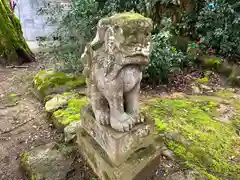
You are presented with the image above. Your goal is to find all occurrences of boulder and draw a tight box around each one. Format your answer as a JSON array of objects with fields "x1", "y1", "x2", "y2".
[
  {"x1": 45, "y1": 92, "x2": 76, "y2": 113},
  {"x1": 64, "y1": 121, "x2": 81, "y2": 143},
  {"x1": 32, "y1": 70, "x2": 86, "y2": 100},
  {"x1": 20, "y1": 142, "x2": 74, "y2": 180}
]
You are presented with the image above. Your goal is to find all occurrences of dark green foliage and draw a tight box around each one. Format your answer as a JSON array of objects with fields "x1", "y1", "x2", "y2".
[
  {"x1": 195, "y1": 0, "x2": 240, "y2": 58},
  {"x1": 144, "y1": 29, "x2": 187, "y2": 85},
  {"x1": 40, "y1": 0, "x2": 240, "y2": 84}
]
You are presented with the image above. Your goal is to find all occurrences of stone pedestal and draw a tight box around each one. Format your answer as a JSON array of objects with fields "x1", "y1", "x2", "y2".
[{"x1": 76, "y1": 106, "x2": 163, "y2": 180}]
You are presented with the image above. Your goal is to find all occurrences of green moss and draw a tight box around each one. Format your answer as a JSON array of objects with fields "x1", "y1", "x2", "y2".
[
  {"x1": 143, "y1": 97, "x2": 240, "y2": 180},
  {"x1": 231, "y1": 99, "x2": 240, "y2": 133},
  {"x1": 20, "y1": 152, "x2": 29, "y2": 165},
  {"x1": 31, "y1": 175, "x2": 36, "y2": 180},
  {"x1": 101, "y1": 12, "x2": 153, "y2": 35},
  {"x1": 33, "y1": 70, "x2": 86, "y2": 98},
  {"x1": 52, "y1": 96, "x2": 88, "y2": 128},
  {"x1": 214, "y1": 89, "x2": 234, "y2": 99},
  {"x1": 8, "y1": 93, "x2": 18, "y2": 97},
  {"x1": 0, "y1": 0, "x2": 32, "y2": 64},
  {"x1": 196, "y1": 77, "x2": 209, "y2": 84},
  {"x1": 111, "y1": 12, "x2": 149, "y2": 21},
  {"x1": 204, "y1": 57, "x2": 222, "y2": 67}
]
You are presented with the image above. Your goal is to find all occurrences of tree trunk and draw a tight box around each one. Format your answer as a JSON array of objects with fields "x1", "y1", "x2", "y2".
[{"x1": 0, "y1": 0, "x2": 35, "y2": 65}]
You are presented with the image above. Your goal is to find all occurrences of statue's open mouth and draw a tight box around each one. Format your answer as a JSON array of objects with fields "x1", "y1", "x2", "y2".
[{"x1": 124, "y1": 54, "x2": 149, "y2": 65}]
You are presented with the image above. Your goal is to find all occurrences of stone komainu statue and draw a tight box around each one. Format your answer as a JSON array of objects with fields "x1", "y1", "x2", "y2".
[{"x1": 81, "y1": 12, "x2": 153, "y2": 132}]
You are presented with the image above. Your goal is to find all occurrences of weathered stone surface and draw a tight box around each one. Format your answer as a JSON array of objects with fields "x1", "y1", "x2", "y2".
[
  {"x1": 166, "y1": 171, "x2": 196, "y2": 180},
  {"x1": 77, "y1": 128, "x2": 163, "y2": 180},
  {"x1": 64, "y1": 121, "x2": 81, "y2": 143},
  {"x1": 81, "y1": 12, "x2": 153, "y2": 132},
  {"x1": 80, "y1": 105, "x2": 155, "y2": 166},
  {"x1": 45, "y1": 93, "x2": 75, "y2": 113},
  {"x1": 20, "y1": 142, "x2": 74, "y2": 180}
]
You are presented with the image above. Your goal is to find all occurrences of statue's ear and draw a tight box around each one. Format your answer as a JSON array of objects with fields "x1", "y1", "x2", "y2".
[{"x1": 91, "y1": 22, "x2": 106, "y2": 47}]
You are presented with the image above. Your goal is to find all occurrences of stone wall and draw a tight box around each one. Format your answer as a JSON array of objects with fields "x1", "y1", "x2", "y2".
[{"x1": 14, "y1": 0, "x2": 72, "y2": 41}]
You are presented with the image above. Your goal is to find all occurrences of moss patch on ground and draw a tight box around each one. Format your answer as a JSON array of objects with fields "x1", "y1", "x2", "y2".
[
  {"x1": 52, "y1": 95, "x2": 88, "y2": 130},
  {"x1": 143, "y1": 96, "x2": 240, "y2": 180},
  {"x1": 214, "y1": 89, "x2": 234, "y2": 99},
  {"x1": 20, "y1": 152, "x2": 29, "y2": 166},
  {"x1": 33, "y1": 70, "x2": 86, "y2": 98}
]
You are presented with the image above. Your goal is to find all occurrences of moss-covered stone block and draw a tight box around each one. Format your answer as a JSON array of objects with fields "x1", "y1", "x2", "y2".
[
  {"x1": 33, "y1": 70, "x2": 86, "y2": 100},
  {"x1": 51, "y1": 96, "x2": 88, "y2": 131},
  {"x1": 142, "y1": 96, "x2": 240, "y2": 180}
]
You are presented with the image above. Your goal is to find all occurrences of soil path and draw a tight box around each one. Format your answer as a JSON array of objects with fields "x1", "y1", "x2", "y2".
[{"x1": 0, "y1": 62, "x2": 59, "y2": 180}]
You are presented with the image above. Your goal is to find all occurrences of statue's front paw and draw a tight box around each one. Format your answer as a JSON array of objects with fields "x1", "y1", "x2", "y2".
[
  {"x1": 110, "y1": 113, "x2": 134, "y2": 132},
  {"x1": 98, "y1": 111, "x2": 110, "y2": 126}
]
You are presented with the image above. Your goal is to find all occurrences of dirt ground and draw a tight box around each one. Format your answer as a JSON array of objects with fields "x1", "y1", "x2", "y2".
[
  {"x1": 0, "y1": 62, "x2": 58, "y2": 180},
  {"x1": 0, "y1": 58, "x2": 100, "y2": 180}
]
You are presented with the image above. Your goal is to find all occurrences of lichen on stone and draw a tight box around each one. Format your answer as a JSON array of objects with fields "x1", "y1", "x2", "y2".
[{"x1": 143, "y1": 96, "x2": 240, "y2": 180}]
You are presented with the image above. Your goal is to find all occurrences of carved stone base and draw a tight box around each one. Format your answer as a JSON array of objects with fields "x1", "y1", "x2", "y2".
[
  {"x1": 77, "y1": 128, "x2": 163, "y2": 180},
  {"x1": 80, "y1": 105, "x2": 155, "y2": 166},
  {"x1": 76, "y1": 105, "x2": 163, "y2": 180}
]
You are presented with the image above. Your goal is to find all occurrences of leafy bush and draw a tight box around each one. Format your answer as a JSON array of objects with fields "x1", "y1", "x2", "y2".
[
  {"x1": 39, "y1": 1, "x2": 195, "y2": 83},
  {"x1": 144, "y1": 28, "x2": 187, "y2": 85},
  {"x1": 187, "y1": 40, "x2": 216, "y2": 60},
  {"x1": 36, "y1": 0, "x2": 102, "y2": 72},
  {"x1": 195, "y1": 0, "x2": 240, "y2": 58}
]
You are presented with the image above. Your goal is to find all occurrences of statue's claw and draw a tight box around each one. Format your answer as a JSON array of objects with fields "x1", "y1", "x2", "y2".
[
  {"x1": 130, "y1": 113, "x2": 145, "y2": 125},
  {"x1": 97, "y1": 111, "x2": 110, "y2": 126},
  {"x1": 110, "y1": 113, "x2": 134, "y2": 132}
]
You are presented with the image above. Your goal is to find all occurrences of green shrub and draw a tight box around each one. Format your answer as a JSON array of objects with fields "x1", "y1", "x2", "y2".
[
  {"x1": 144, "y1": 29, "x2": 187, "y2": 85},
  {"x1": 195, "y1": 0, "x2": 240, "y2": 58}
]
